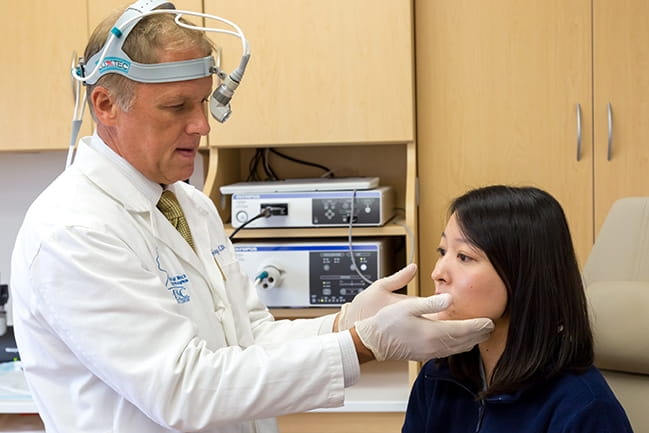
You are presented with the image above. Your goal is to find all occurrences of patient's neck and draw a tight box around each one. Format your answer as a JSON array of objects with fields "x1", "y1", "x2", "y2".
[{"x1": 478, "y1": 317, "x2": 508, "y2": 384}]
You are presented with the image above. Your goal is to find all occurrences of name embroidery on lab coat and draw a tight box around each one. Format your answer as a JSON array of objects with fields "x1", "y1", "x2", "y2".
[
  {"x1": 155, "y1": 252, "x2": 191, "y2": 304},
  {"x1": 211, "y1": 244, "x2": 226, "y2": 255},
  {"x1": 211, "y1": 244, "x2": 227, "y2": 281}
]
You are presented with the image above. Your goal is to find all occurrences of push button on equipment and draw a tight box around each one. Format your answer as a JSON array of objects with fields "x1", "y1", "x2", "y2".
[{"x1": 236, "y1": 211, "x2": 249, "y2": 223}]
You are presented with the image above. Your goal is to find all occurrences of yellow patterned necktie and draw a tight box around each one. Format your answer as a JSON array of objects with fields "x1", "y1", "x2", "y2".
[{"x1": 157, "y1": 190, "x2": 195, "y2": 251}]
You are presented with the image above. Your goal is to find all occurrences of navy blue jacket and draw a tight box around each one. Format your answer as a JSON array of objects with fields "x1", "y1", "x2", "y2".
[{"x1": 402, "y1": 360, "x2": 633, "y2": 433}]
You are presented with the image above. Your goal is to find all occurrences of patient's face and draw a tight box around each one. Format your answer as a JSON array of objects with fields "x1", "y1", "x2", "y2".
[{"x1": 430, "y1": 213, "x2": 508, "y2": 321}]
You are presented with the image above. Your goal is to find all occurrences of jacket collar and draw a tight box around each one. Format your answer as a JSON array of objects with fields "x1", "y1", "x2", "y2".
[{"x1": 425, "y1": 359, "x2": 527, "y2": 404}]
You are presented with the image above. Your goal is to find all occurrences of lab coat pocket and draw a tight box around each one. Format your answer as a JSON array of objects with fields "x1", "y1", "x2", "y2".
[{"x1": 219, "y1": 259, "x2": 268, "y2": 347}]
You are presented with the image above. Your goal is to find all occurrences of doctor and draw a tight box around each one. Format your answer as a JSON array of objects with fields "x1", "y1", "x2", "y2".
[{"x1": 10, "y1": 2, "x2": 493, "y2": 433}]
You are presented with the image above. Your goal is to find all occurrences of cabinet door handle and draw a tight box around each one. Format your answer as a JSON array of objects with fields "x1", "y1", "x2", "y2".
[
  {"x1": 576, "y1": 103, "x2": 582, "y2": 161},
  {"x1": 607, "y1": 102, "x2": 613, "y2": 161}
]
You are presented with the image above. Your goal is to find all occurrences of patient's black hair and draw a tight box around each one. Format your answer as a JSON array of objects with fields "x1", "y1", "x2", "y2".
[{"x1": 444, "y1": 185, "x2": 593, "y2": 397}]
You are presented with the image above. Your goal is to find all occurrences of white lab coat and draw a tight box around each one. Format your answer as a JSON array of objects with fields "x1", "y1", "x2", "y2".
[{"x1": 10, "y1": 135, "x2": 350, "y2": 433}]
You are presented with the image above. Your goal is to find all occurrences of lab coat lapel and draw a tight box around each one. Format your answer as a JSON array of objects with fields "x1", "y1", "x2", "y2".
[{"x1": 150, "y1": 210, "x2": 205, "y2": 276}]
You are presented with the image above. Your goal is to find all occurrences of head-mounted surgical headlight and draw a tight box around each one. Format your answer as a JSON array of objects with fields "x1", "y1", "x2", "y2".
[
  {"x1": 67, "y1": 0, "x2": 250, "y2": 168},
  {"x1": 72, "y1": 0, "x2": 250, "y2": 122}
]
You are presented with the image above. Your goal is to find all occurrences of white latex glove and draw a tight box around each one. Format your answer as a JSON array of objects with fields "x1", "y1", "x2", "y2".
[
  {"x1": 354, "y1": 294, "x2": 494, "y2": 362},
  {"x1": 337, "y1": 263, "x2": 417, "y2": 331}
]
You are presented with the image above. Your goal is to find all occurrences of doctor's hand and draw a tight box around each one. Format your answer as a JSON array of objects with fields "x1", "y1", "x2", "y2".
[
  {"x1": 353, "y1": 293, "x2": 494, "y2": 362},
  {"x1": 336, "y1": 263, "x2": 417, "y2": 331}
]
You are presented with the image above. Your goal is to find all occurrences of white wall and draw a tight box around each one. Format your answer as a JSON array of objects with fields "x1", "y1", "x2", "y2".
[
  {"x1": 0, "y1": 150, "x2": 204, "y2": 325},
  {"x1": 0, "y1": 152, "x2": 66, "y2": 286}
]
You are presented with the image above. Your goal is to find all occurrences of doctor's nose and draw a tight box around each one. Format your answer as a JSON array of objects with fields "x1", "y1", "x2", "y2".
[{"x1": 188, "y1": 105, "x2": 211, "y2": 136}]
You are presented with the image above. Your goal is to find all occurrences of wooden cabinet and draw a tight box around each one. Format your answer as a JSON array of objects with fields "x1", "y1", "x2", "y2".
[
  {"x1": 1, "y1": 0, "x2": 89, "y2": 152},
  {"x1": 415, "y1": 0, "x2": 649, "y2": 291}
]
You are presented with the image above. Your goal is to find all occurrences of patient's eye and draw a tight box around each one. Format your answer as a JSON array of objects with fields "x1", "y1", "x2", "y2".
[{"x1": 458, "y1": 253, "x2": 472, "y2": 262}]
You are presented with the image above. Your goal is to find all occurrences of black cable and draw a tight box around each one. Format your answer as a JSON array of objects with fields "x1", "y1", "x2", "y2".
[
  {"x1": 246, "y1": 147, "x2": 334, "y2": 181},
  {"x1": 247, "y1": 149, "x2": 264, "y2": 181},
  {"x1": 262, "y1": 148, "x2": 279, "y2": 180},
  {"x1": 269, "y1": 148, "x2": 334, "y2": 177},
  {"x1": 229, "y1": 207, "x2": 272, "y2": 240}
]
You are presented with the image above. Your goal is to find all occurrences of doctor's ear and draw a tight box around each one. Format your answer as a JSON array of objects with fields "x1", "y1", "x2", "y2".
[{"x1": 90, "y1": 86, "x2": 120, "y2": 125}]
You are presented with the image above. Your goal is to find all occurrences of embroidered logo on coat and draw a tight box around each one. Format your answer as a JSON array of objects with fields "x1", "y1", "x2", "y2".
[{"x1": 156, "y1": 253, "x2": 191, "y2": 304}]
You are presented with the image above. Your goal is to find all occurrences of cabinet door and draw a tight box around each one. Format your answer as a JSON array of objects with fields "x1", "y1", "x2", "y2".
[
  {"x1": 204, "y1": 0, "x2": 414, "y2": 147},
  {"x1": 1, "y1": 1, "x2": 89, "y2": 152},
  {"x1": 415, "y1": 0, "x2": 593, "y2": 289},
  {"x1": 593, "y1": 0, "x2": 649, "y2": 233}
]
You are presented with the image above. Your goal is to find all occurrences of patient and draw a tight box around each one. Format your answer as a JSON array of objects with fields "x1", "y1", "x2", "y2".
[{"x1": 402, "y1": 185, "x2": 633, "y2": 432}]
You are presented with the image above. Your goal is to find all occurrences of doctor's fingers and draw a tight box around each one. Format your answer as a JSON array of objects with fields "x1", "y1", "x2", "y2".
[
  {"x1": 391, "y1": 293, "x2": 453, "y2": 316},
  {"x1": 371, "y1": 263, "x2": 418, "y2": 293}
]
